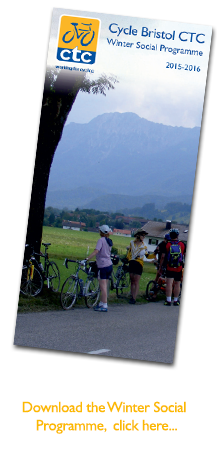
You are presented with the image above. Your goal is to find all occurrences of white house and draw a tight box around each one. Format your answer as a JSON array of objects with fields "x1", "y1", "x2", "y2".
[
  {"x1": 142, "y1": 221, "x2": 208, "y2": 258},
  {"x1": 141, "y1": 220, "x2": 189, "y2": 258},
  {"x1": 113, "y1": 228, "x2": 132, "y2": 238},
  {"x1": 62, "y1": 220, "x2": 86, "y2": 231}
]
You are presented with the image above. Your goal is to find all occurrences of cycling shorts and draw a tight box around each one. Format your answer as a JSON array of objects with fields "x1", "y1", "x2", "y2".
[
  {"x1": 98, "y1": 264, "x2": 113, "y2": 280},
  {"x1": 129, "y1": 260, "x2": 143, "y2": 276},
  {"x1": 166, "y1": 269, "x2": 182, "y2": 282}
]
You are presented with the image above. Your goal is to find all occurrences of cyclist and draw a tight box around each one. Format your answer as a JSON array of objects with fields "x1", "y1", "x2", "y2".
[
  {"x1": 154, "y1": 233, "x2": 170, "y2": 283},
  {"x1": 127, "y1": 229, "x2": 153, "y2": 304},
  {"x1": 160, "y1": 228, "x2": 185, "y2": 306},
  {"x1": 83, "y1": 225, "x2": 113, "y2": 312},
  {"x1": 145, "y1": 233, "x2": 171, "y2": 301}
]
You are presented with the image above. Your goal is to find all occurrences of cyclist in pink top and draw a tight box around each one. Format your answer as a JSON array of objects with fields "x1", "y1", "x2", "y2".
[{"x1": 85, "y1": 225, "x2": 113, "y2": 312}]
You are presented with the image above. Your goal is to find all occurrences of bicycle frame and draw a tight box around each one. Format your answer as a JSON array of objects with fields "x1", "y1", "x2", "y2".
[
  {"x1": 61, "y1": 259, "x2": 100, "y2": 309},
  {"x1": 26, "y1": 260, "x2": 34, "y2": 280},
  {"x1": 109, "y1": 259, "x2": 130, "y2": 293},
  {"x1": 20, "y1": 258, "x2": 43, "y2": 297},
  {"x1": 16, "y1": 243, "x2": 60, "y2": 296},
  {"x1": 41, "y1": 245, "x2": 49, "y2": 272},
  {"x1": 30, "y1": 244, "x2": 50, "y2": 271},
  {"x1": 16, "y1": 243, "x2": 37, "y2": 280},
  {"x1": 24, "y1": 243, "x2": 60, "y2": 291},
  {"x1": 109, "y1": 267, "x2": 117, "y2": 289},
  {"x1": 63, "y1": 258, "x2": 94, "y2": 295}
]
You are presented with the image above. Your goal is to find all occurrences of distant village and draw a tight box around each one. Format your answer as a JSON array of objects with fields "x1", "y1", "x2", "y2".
[
  {"x1": 44, "y1": 206, "x2": 148, "y2": 234},
  {"x1": 44, "y1": 206, "x2": 189, "y2": 253}
]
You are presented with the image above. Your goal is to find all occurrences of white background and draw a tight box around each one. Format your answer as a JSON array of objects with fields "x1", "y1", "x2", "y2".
[
  {"x1": 4, "y1": 372, "x2": 223, "y2": 461},
  {"x1": 1, "y1": 2, "x2": 223, "y2": 461}
]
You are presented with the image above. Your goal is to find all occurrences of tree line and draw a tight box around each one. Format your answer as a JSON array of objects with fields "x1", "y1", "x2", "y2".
[
  {"x1": 43, "y1": 201, "x2": 191, "y2": 230},
  {"x1": 44, "y1": 207, "x2": 137, "y2": 229}
]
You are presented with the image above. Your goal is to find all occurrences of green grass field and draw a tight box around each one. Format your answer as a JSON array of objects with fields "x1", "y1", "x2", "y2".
[{"x1": 18, "y1": 226, "x2": 157, "y2": 312}]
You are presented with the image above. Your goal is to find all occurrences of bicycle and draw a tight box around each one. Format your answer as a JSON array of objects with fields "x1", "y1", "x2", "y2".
[
  {"x1": 35, "y1": 242, "x2": 60, "y2": 291},
  {"x1": 62, "y1": 22, "x2": 95, "y2": 46},
  {"x1": 60, "y1": 259, "x2": 100, "y2": 310},
  {"x1": 20, "y1": 257, "x2": 43, "y2": 297},
  {"x1": 146, "y1": 268, "x2": 182, "y2": 302},
  {"x1": 146, "y1": 276, "x2": 166, "y2": 302},
  {"x1": 20, "y1": 243, "x2": 60, "y2": 296},
  {"x1": 109, "y1": 255, "x2": 131, "y2": 299}
]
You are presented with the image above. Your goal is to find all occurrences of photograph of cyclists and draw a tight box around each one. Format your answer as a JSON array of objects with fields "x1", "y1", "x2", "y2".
[{"x1": 15, "y1": 7, "x2": 212, "y2": 363}]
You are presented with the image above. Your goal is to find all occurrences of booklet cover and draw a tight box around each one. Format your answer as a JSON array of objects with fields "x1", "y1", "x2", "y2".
[{"x1": 14, "y1": 7, "x2": 212, "y2": 365}]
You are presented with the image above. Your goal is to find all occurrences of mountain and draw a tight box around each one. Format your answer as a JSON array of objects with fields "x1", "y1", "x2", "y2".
[
  {"x1": 46, "y1": 186, "x2": 108, "y2": 210},
  {"x1": 46, "y1": 112, "x2": 200, "y2": 209},
  {"x1": 45, "y1": 188, "x2": 192, "y2": 211}
]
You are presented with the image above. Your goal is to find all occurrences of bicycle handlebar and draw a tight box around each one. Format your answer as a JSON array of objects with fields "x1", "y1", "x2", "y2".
[
  {"x1": 63, "y1": 258, "x2": 86, "y2": 269},
  {"x1": 28, "y1": 249, "x2": 45, "y2": 261},
  {"x1": 119, "y1": 257, "x2": 129, "y2": 265}
]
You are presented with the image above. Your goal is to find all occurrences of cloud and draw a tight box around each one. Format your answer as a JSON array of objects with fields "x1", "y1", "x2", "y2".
[
  {"x1": 66, "y1": 72, "x2": 204, "y2": 127},
  {"x1": 50, "y1": 9, "x2": 211, "y2": 128}
]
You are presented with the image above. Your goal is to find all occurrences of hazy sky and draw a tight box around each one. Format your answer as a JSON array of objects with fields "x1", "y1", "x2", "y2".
[{"x1": 48, "y1": 8, "x2": 212, "y2": 128}]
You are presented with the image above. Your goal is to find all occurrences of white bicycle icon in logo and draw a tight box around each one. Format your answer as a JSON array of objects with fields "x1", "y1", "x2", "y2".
[{"x1": 62, "y1": 22, "x2": 95, "y2": 46}]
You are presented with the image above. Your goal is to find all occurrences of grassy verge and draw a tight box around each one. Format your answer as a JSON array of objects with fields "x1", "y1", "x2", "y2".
[
  {"x1": 18, "y1": 226, "x2": 158, "y2": 313},
  {"x1": 18, "y1": 287, "x2": 61, "y2": 313}
]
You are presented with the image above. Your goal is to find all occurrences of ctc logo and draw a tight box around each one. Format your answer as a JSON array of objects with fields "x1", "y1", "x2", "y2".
[
  {"x1": 58, "y1": 46, "x2": 95, "y2": 64},
  {"x1": 57, "y1": 16, "x2": 100, "y2": 64},
  {"x1": 62, "y1": 22, "x2": 95, "y2": 46},
  {"x1": 179, "y1": 32, "x2": 205, "y2": 43}
]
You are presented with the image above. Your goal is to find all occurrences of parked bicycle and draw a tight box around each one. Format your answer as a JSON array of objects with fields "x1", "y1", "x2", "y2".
[
  {"x1": 60, "y1": 259, "x2": 100, "y2": 310},
  {"x1": 20, "y1": 256, "x2": 43, "y2": 297},
  {"x1": 146, "y1": 268, "x2": 182, "y2": 302},
  {"x1": 20, "y1": 243, "x2": 60, "y2": 297},
  {"x1": 109, "y1": 255, "x2": 131, "y2": 298},
  {"x1": 146, "y1": 276, "x2": 166, "y2": 302}
]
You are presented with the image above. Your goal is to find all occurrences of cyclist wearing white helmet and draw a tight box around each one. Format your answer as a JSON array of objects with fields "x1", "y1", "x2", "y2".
[{"x1": 85, "y1": 224, "x2": 113, "y2": 312}]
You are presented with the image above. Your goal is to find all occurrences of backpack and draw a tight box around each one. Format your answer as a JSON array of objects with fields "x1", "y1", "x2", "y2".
[
  {"x1": 105, "y1": 237, "x2": 113, "y2": 247},
  {"x1": 167, "y1": 241, "x2": 183, "y2": 268}
]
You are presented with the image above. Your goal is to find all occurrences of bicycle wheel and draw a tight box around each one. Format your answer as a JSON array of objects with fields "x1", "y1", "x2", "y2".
[
  {"x1": 47, "y1": 261, "x2": 60, "y2": 292},
  {"x1": 60, "y1": 276, "x2": 78, "y2": 310},
  {"x1": 114, "y1": 265, "x2": 122, "y2": 280},
  {"x1": 20, "y1": 265, "x2": 43, "y2": 297},
  {"x1": 116, "y1": 271, "x2": 130, "y2": 298},
  {"x1": 85, "y1": 278, "x2": 100, "y2": 308},
  {"x1": 146, "y1": 280, "x2": 158, "y2": 301}
]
